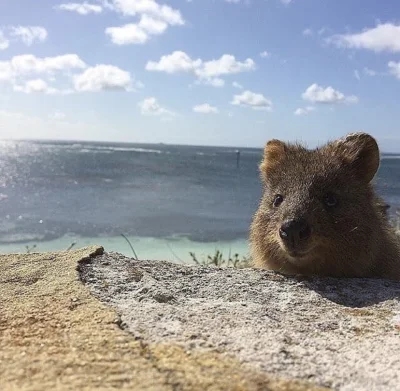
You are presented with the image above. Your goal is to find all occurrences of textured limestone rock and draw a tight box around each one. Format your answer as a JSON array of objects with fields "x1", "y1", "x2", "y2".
[
  {"x1": 1, "y1": 247, "x2": 327, "y2": 391},
  {"x1": 82, "y1": 252, "x2": 400, "y2": 391}
]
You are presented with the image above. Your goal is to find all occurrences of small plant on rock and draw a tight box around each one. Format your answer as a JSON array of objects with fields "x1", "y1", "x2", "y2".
[{"x1": 189, "y1": 249, "x2": 250, "y2": 268}]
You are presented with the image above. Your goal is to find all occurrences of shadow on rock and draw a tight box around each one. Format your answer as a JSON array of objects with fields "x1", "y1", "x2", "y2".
[{"x1": 290, "y1": 274, "x2": 400, "y2": 308}]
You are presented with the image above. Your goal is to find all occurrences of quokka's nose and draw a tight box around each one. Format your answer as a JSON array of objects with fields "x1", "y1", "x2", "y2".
[{"x1": 279, "y1": 218, "x2": 311, "y2": 247}]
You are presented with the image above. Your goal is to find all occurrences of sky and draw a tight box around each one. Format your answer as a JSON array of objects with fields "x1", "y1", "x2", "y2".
[{"x1": 1, "y1": 0, "x2": 400, "y2": 150}]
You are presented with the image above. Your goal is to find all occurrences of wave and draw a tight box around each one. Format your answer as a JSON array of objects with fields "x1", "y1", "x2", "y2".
[
  {"x1": 18, "y1": 142, "x2": 164, "y2": 155},
  {"x1": 48, "y1": 144, "x2": 164, "y2": 154},
  {"x1": 0, "y1": 232, "x2": 47, "y2": 244},
  {"x1": 381, "y1": 155, "x2": 400, "y2": 160},
  {"x1": 85, "y1": 146, "x2": 163, "y2": 154},
  {"x1": 219, "y1": 149, "x2": 262, "y2": 155},
  {"x1": 75, "y1": 148, "x2": 111, "y2": 154}
]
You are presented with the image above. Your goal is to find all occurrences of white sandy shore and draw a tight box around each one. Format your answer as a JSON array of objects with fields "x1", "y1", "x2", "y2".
[{"x1": 0, "y1": 235, "x2": 250, "y2": 264}]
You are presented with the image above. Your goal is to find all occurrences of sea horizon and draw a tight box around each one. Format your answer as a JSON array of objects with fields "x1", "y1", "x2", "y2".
[{"x1": 0, "y1": 138, "x2": 264, "y2": 152}]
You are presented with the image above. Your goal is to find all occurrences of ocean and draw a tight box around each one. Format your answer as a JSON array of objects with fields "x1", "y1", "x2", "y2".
[{"x1": 0, "y1": 140, "x2": 399, "y2": 262}]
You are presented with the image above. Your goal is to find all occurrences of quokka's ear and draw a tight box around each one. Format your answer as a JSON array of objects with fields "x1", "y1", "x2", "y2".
[
  {"x1": 332, "y1": 132, "x2": 380, "y2": 183},
  {"x1": 259, "y1": 139, "x2": 287, "y2": 182}
]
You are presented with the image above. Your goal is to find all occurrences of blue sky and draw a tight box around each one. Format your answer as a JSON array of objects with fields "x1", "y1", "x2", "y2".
[{"x1": 1, "y1": 0, "x2": 400, "y2": 150}]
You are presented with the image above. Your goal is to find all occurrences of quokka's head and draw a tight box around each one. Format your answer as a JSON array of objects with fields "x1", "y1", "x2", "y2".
[{"x1": 257, "y1": 132, "x2": 381, "y2": 266}]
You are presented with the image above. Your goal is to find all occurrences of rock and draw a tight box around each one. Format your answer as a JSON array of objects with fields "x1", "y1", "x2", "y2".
[
  {"x1": 0, "y1": 247, "x2": 328, "y2": 391},
  {"x1": 81, "y1": 252, "x2": 400, "y2": 391}
]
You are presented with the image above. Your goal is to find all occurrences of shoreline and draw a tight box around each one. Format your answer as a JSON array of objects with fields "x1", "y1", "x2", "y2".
[{"x1": 0, "y1": 234, "x2": 251, "y2": 264}]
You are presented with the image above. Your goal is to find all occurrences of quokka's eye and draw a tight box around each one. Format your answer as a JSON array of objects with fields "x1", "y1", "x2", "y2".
[
  {"x1": 273, "y1": 194, "x2": 284, "y2": 207},
  {"x1": 324, "y1": 192, "x2": 339, "y2": 207}
]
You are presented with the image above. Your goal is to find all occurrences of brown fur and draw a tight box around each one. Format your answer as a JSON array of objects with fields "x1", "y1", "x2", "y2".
[{"x1": 250, "y1": 132, "x2": 400, "y2": 280}]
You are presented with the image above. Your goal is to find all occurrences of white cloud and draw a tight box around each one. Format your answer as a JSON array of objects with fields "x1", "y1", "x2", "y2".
[
  {"x1": 224, "y1": 0, "x2": 240, "y2": 3},
  {"x1": 10, "y1": 54, "x2": 86, "y2": 75},
  {"x1": 146, "y1": 50, "x2": 201, "y2": 73},
  {"x1": 0, "y1": 26, "x2": 47, "y2": 50},
  {"x1": 0, "y1": 62, "x2": 13, "y2": 82},
  {"x1": 196, "y1": 54, "x2": 255, "y2": 78},
  {"x1": 139, "y1": 97, "x2": 175, "y2": 116},
  {"x1": 280, "y1": 0, "x2": 292, "y2": 4},
  {"x1": 354, "y1": 70, "x2": 360, "y2": 80},
  {"x1": 106, "y1": 12, "x2": 178, "y2": 45},
  {"x1": 302, "y1": 28, "x2": 313, "y2": 36},
  {"x1": 102, "y1": 0, "x2": 184, "y2": 45},
  {"x1": 62, "y1": 0, "x2": 184, "y2": 18},
  {"x1": 388, "y1": 61, "x2": 400, "y2": 79},
  {"x1": 232, "y1": 81, "x2": 243, "y2": 89},
  {"x1": 146, "y1": 51, "x2": 255, "y2": 87},
  {"x1": 231, "y1": 90, "x2": 272, "y2": 111},
  {"x1": 106, "y1": 13, "x2": 170, "y2": 45},
  {"x1": 55, "y1": 2, "x2": 103, "y2": 15},
  {"x1": 138, "y1": 14, "x2": 168, "y2": 34},
  {"x1": 14, "y1": 79, "x2": 50, "y2": 93},
  {"x1": 328, "y1": 23, "x2": 400, "y2": 53},
  {"x1": 0, "y1": 54, "x2": 134, "y2": 95},
  {"x1": 301, "y1": 83, "x2": 358, "y2": 104},
  {"x1": 10, "y1": 26, "x2": 48, "y2": 46},
  {"x1": 294, "y1": 106, "x2": 315, "y2": 116},
  {"x1": 0, "y1": 31, "x2": 9, "y2": 50},
  {"x1": 259, "y1": 50, "x2": 269, "y2": 58},
  {"x1": 73, "y1": 65, "x2": 133, "y2": 92},
  {"x1": 193, "y1": 103, "x2": 218, "y2": 114},
  {"x1": 12, "y1": 79, "x2": 67, "y2": 95},
  {"x1": 108, "y1": 0, "x2": 184, "y2": 25},
  {"x1": 0, "y1": 54, "x2": 86, "y2": 87},
  {"x1": 106, "y1": 23, "x2": 149, "y2": 44},
  {"x1": 98, "y1": 0, "x2": 115, "y2": 10}
]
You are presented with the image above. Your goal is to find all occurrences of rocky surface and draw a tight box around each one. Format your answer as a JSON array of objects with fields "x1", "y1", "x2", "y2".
[
  {"x1": 1, "y1": 246, "x2": 328, "y2": 391},
  {"x1": 81, "y1": 252, "x2": 400, "y2": 391}
]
